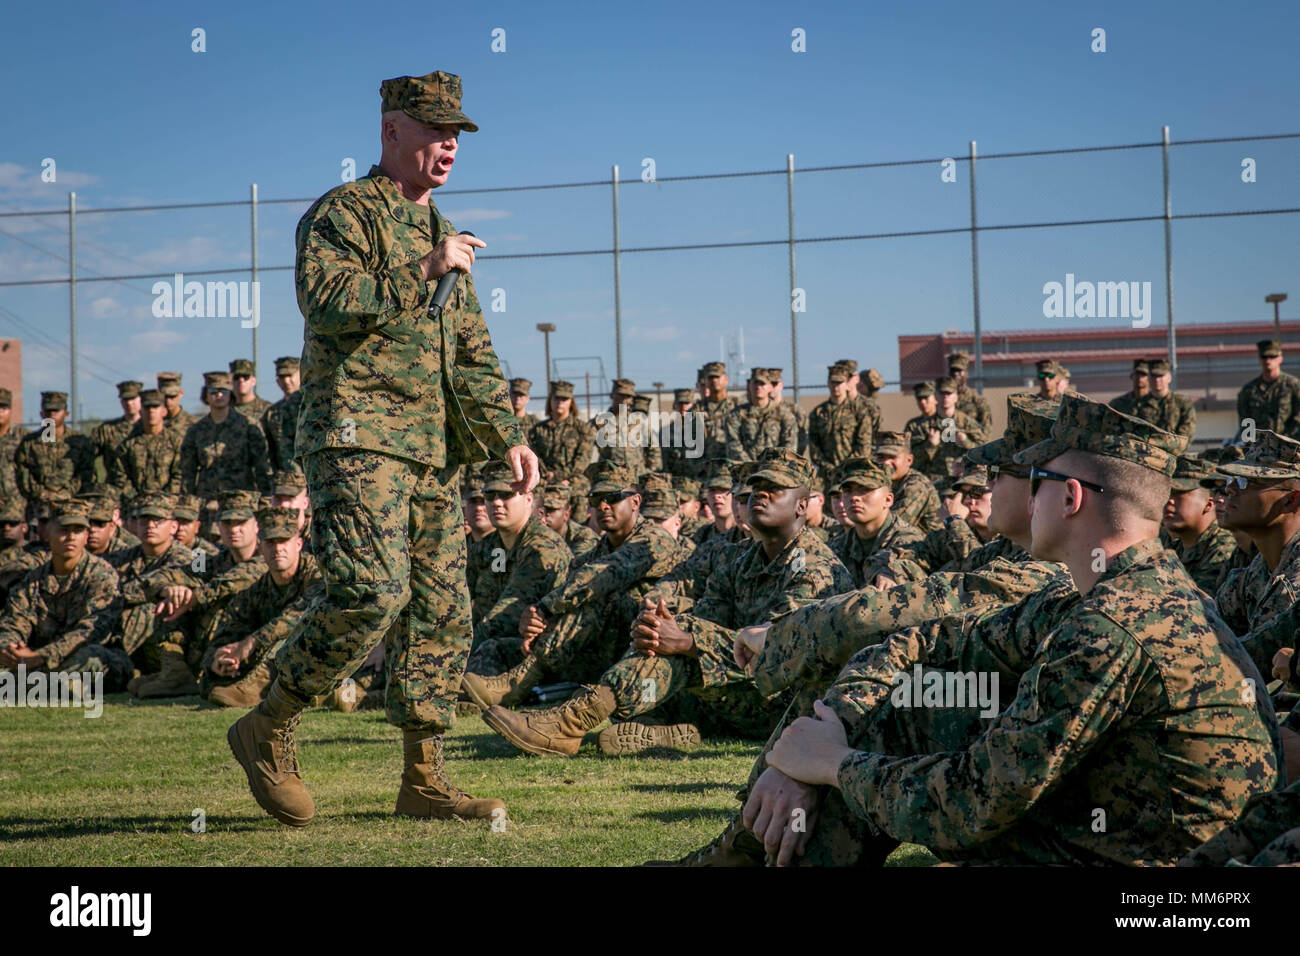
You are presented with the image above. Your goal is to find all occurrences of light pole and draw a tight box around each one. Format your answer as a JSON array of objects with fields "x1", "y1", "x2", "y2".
[
  {"x1": 536, "y1": 323, "x2": 556, "y2": 391},
  {"x1": 652, "y1": 381, "x2": 664, "y2": 412},
  {"x1": 1267, "y1": 293, "x2": 1288, "y2": 341}
]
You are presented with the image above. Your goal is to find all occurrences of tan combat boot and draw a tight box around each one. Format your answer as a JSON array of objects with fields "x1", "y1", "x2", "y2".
[
  {"x1": 598, "y1": 720, "x2": 701, "y2": 755},
  {"x1": 643, "y1": 814, "x2": 765, "y2": 867},
  {"x1": 482, "y1": 684, "x2": 616, "y2": 756},
  {"x1": 131, "y1": 644, "x2": 199, "y2": 698},
  {"x1": 460, "y1": 655, "x2": 545, "y2": 710},
  {"x1": 394, "y1": 730, "x2": 506, "y2": 821},
  {"x1": 327, "y1": 680, "x2": 366, "y2": 713},
  {"x1": 226, "y1": 679, "x2": 315, "y2": 827},
  {"x1": 207, "y1": 658, "x2": 274, "y2": 708}
]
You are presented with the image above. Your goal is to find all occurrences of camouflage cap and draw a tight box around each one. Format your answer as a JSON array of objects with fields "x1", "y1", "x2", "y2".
[
  {"x1": 807, "y1": 471, "x2": 825, "y2": 496},
  {"x1": 834, "y1": 359, "x2": 859, "y2": 375},
  {"x1": 827, "y1": 364, "x2": 849, "y2": 384},
  {"x1": 271, "y1": 470, "x2": 307, "y2": 496},
  {"x1": 1014, "y1": 394, "x2": 1187, "y2": 476},
  {"x1": 274, "y1": 356, "x2": 300, "y2": 374},
  {"x1": 952, "y1": 466, "x2": 991, "y2": 492},
  {"x1": 461, "y1": 474, "x2": 486, "y2": 500},
  {"x1": 631, "y1": 394, "x2": 652, "y2": 413},
  {"x1": 1148, "y1": 358, "x2": 1171, "y2": 375},
  {"x1": 703, "y1": 461, "x2": 734, "y2": 490},
  {"x1": 873, "y1": 431, "x2": 909, "y2": 457},
  {"x1": 748, "y1": 449, "x2": 816, "y2": 490},
  {"x1": 638, "y1": 472, "x2": 679, "y2": 519},
  {"x1": 836, "y1": 457, "x2": 893, "y2": 491},
  {"x1": 539, "y1": 484, "x2": 570, "y2": 509},
  {"x1": 947, "y1": 352, "x2": 971, "y2": 371},
  {"x1": 1259, "y1": 339, "x2": 1283, "y2": 358},
  {"x1": 935, "y1": 376, "x2": 958, "y2": 394},
  {"x1": 140, "y1": 388, "x2": 165, "y2": 407},
  {"x1": 936, "y1": 476, "x2": 959, "y2": 498},
  {"x1": 508, "y1": 377, "x2": 532, "y2": 396},
  {"x1": 864, "y1": 369, "x2": 885, "y2": 391},
  {"x1": 41, "y1": 391, "x2": 68, "y2": 411},
  {"x1": 157, "y1": 372, "x2": 182, "y2": 396},
  {"x1": 611, "y1": 378, "x2": 636, "y2": 398},
  {"x1": 549, "y1": 380, "x2": 575, "y2": 399},
  {"x1": 173, "y1": 495, "x2": 201, "y2": 522},
  {"x1": 229, "y1": 358, "x2": 255, "y2": 376},
  {"x1": 589, "y1": 460, "x2": 637, "y2": 495},
  {"x1": 1217, "y1": 430, "x2": 1300, "y2": 481},
  {"x1": 912, "y1": 381, "x2": 935, "y2": 399},
  {"x1": 218, "y1": 489, "x2": 260, "y2": 521},
  {"x1": 671, "y1": 475, "x2": 700, "y2": 500},
  {"x1": 1169, "y1": 455, "x2": 1218, "y2": 493},
  {"x1": 730, "y1": 461, "x2": 755, "y2": 497},
  {"x1": 966, "y1": 394, "x2": 1059, "y2": 467},
  {"x1": 0, "y1": 388, "x2": 10, "y2": 407},
  {"x1": 117, "y1": 380, "x2": 143, "y2": 398},
  {"x1": 480, "y1": 460, "x2": 517, "y2": 493},
  {"x1": 0, "y1": 497, "x2": 24, "y2": 523},
  {"x1": 380, "y1": 70, "x2": 478, "y2": 133},
  {"x1": 1035, "y1": 359, "x2": 1065, "y2": 378},
  {"x1": 204, "y1": 371, "x2": 233, "y2": 390},
  {"x1": 78, "y1": 486, "x2": 120, "y2": 522},
  {"x1": 257, "y1": 507, "x2": 300, "y2": 541},
  {"x1": 701, "y1": 361, "x2": 727, "y2": 377},
  {"x1": 133, "y1": 492, "x2": 175, "y2": 520},
  {"x1": 1132, "y1": 359, "x2": 1151, "y2": 375},
  {"x1": 672, "y1": 388, "x2": 695, "y2": 404},
  {"x1": 53, "y1": 498, "x2": 91, "y2": 528},
  {"x1": 751, "y1": 367, "x2": 780, "y2": 385}
]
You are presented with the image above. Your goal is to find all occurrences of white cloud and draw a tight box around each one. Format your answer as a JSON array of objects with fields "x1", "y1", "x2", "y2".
[
  {"x1": 89, "y1": 296, "x2": 122, "y2": 319},
  {"x1": 126, "y1": 327, "x2": 188, "y2": 355},
  {"x1": 0, "y1": 161, "x2": 99, "y2": 198}
]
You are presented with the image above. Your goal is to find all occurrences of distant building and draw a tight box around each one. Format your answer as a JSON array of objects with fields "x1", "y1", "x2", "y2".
[{"x1": 0, "y1": 340, "x2": 21, "y2": 424}]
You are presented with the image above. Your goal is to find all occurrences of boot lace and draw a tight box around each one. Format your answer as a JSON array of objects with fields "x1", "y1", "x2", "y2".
[
  {"x1": 425, "y1": 736, "x2": 469, "y2": 799},
  {"x1": 274, "y1": 714, "x2": 302, "y2": 776}
]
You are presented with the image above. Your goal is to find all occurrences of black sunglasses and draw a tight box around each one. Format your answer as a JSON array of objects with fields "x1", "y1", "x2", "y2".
[
  {"x1": 232, "y1": 373, "x2": 252, "y2": 380},
  {"x1": 484, "y1": 489, "x2": 517, "y2": 502},
  {"x1": 591, "y1": 490, "x2": 637, "y2": 508},
  {"x1": 989, "y1": 464, "x2": 1031, "y2": 480},
  {"x1": 1030, "y1": 465, "x2": 1105, "y2": 497}
]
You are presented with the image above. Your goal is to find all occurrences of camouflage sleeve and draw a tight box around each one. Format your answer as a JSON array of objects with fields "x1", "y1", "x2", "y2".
[
  {"x1": 38, "y1": 562, "x2": 122, "y2": 669},
  {"x1": 1286, "y1": 380, "x2": 1300, "y2": 441},
  {"x1": 296, "y1": 196, "x2": 427, "y2": 338},
  {"x1": 1214, "y1": 567, "x2": 1251, "y2": 638},
  {"x1": 781, "y1": 407, "x2": 799, "y2": 452},
  {"x1": 210, "y1": 576, "x2": 266, "y2": 649},
  {"x1": 73, "y1": 436, "x2": 96, "y2": 491},
  {"x1": 179, "y1": 429, "x2": 198, "y2": 496},
  {"x1": 828, "y1": 612, "x2": 1152, "y2": 851},
  {"x1": 1178, "y1": 397, "x2": 1197, "y2": 439},
  {"x1": 724, "y1": 412, "x2": 750, "y2": 462},
  {"x1": 166, "y1": 434, "x2": 183, "y2": 495},
  {"x1": 188, "y1": 564, "x2": 261, "y2": 615},
  {"x1": 444, "y1": 274, "x2": 526, "y2": 461},
  {"x1": 473, "y1": 541, "x2": 570, "y2": 643},
  {"x1": 853, "y1": 407, "x2": 873, "y2": 459},
  {"x1": 250, "y1": 578, "x2": 324, "y2": 650},
  {"x1": 247, "y1": 421, "x2": 273, "y2": 495},
  {"x1": 540, "y1": 533, "x2": 675, "y2": 616},
  {"x1": 0, "y1": 576, "x2": 38, "y2": 649},
  {"x1": 13, "y1": 439, "x2": 35, "y2": 503}
]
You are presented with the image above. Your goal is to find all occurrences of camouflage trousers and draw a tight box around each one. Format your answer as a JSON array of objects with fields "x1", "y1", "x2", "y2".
[
  {"x1": 57, "y1": 644, "x2": 135, "y2": 693},
  {"x1": 275, "y1": 450, "x2": 470, "y2": 733},
  {"x1": 198, "y1": 634, "x2": 279, "y2": 698},
  {"x1": 119, "y1": 606, "x2": 188, "y2": 675},
  {"x1": 1181, "y1": 777, "x2": 1300, "y2": 866},
  {"x1": 467, "y1": 636, "x2": 526, "y2": 676},
  {"x1": 527, "y1": 601, "x2": 635, "y2": 686}
]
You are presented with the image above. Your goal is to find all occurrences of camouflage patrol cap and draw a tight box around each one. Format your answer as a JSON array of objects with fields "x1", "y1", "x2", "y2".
[
  {"x1": 229, "y1": 359, "x2": 255, "y2": 376},
  {"x1": 480, "y1": 460, "x2": 517, "y2": 493},
  {"x1": 133, "y1": 492, "x2": 175, "y2": 520},
  {"x1": 217, "y1": 489, "x2": 260, "y2": 521},
  {"x1": 589, "y1": 460, "x2": 637, "y2": 495},
  {"x1": 864, "y1": 369, "x2": 885, "y2": 391},
  {"x1": 157, "y1": 372, "x2": 182, "y2": 397},
  {"x1": 827, "y1": 364, "x2": 849, "y2": 384},
  {"x1": 671, "y1": 475, "x2": 701, "y2": 500},
  {"x1": 703, "y1": 461, "x2": 734, "y2": 490},
  {"x1": 509, "y1": 378, "x2": 532, "y2": 396},
  {"x1": 1258, "y1": 339, "x2": 1283, "y2": 358},
  {"x1": 549, "y1": 380, "x2": 575, "y2": 399},
  {"x1": 1035, "y1": 359, "x2": 1065, "y2": 379},
  {"x1": 935, "y1": 376, "x2": 958, "y2": 394},
  {"x1": 936, "y1": 476, "x2": 959, "y2": 498},
  {"x1": 1057, "y1": 365, "x2": 1071, "y2": 380},
  {"x1": 834, "y1": 359, "x2": 859, "y2": 375},
  {"x1": 751, "y1": 368, "x2": 780, "y2": 385},
  {"x1": 257, "y1": 507, "x2": 300, "y2": 541},
  {"x1": 1148, "y1": 358, "x2": 1171, "y2": 375},
  {"x1": 41, "y1": 391, "x2": 68, "y2": 411},
  {"x1": 0, "y1": 497, "x2": 24, "y2": 522},
  {"x1": 873, "y1": 431, "x2": 909, "y2": 457},
  {"x1": 966, "y1": 395, "x2": 1059, "y2": 467},
  {"x1": 1132, "y1": 359, "x2": 1151, "y2": 375},
  {"x1": 948, "y1": 352, "x2": 971, "y2": 371},
  {"x1": 672, "y1": 388, "x2": 695, "y2": 405},
  {"x1": 912, "y1": 381, "x2": 935, "y2": 399},
  {"x1": 1217, "y1": 431, "x2": 1300, "y2": 481},
  {"x1": 140, "y1": 389, "x2": 164, "y2": 407},
  {"x1": 274, "y1": 356, "x2": 300, "y2": 374},
  {"x1": 204, "y1": 371, "x2": 233, "y2": 391},
  {"x1": 380, "y1": 70, "x2": 478, "y2": 133},
  {"x1": 702, "y1": 361, "x2": 727, "y2": 377},
  {"x1": 730, "y1": 461, "x2": 755, "y2": 497},
  {"x1": 1014, "y1": 393, "x2": 1187, "y2": 476},
  {"x1": 78, "y1": 486, "x2": 120, "y2": 522},
  {"x1": 272, "y1": 470, "x2": 307, "y2": 496},
  {"x1": 53, "y1": 498, "x2": 91, "y2": 528},
  {"x1": 610, "y1": 378, "x2": 636, "y2": 398},
  {"x1": 1169, "y1": 455, "x2": 1218, "y2": 493},
  {"x1": 117, "y1": 380, "x2": 143, "y2": 399},
  {"x1": 952, "y1": 467, "x2": 991, "y2": 492},
  {"x1": 748, "y1": 449, "x2": 816, "y2": 490},
  {"x1": 173, "y1": 495, "x2": 201, "y2": 522},
  {"x1": 631, "y1": 394, "x2": 652, "y2": 413},
  {"x1": 837, "y1": 457, "x2": 893, "y2": 491},
  {"x1": 539, "y1": 484, "x2": 570, "y2": 509},
  {"x1": 0, "y1": 388, "x2": 10, "y2": 407},
  {"x1": 638, "y1": 473, "x2": 679, "y2": 519}
]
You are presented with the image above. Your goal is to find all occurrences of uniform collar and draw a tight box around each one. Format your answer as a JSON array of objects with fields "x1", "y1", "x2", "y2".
[{"x1": 366, "y1": 165, "x2": 436, "y2": 237}]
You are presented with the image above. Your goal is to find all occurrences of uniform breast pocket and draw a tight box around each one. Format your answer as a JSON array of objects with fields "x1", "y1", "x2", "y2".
[{"x1": 200, "y1": 443, "x2": 226, "y2": 468}]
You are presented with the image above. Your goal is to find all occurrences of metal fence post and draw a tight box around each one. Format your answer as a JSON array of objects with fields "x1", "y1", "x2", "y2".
[
  {"x1": 786, "y1": 154, "x2": 799, "y2": 403},
  {"x1": 250, "y1": 183, "x2": 259, "y2": 374},
  {"x1": 611, "y1": 164, "x2": 623, "y2": 379},
  {"x1": 68, "y1": 191, "x2": 78, "y2": 425},
  {"x1": 968, "y1": 141, "x2": 983, "y2": 394},
  {"x1": 1161, "y1": 126, "x2": 1177, "y2": 386}
]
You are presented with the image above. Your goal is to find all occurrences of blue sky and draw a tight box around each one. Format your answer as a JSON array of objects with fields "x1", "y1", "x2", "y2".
[{"x1": 1, "y1": 0, "x2": 1297, "y2": 421}]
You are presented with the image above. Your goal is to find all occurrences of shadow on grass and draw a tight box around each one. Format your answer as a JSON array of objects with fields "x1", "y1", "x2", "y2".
[
  {"x1": 627, "y1": 781, "x2": 741, "y2": 794},
  {"x1": 0, "y1": 813, "x2": 268, "y2": 839},
  {"x1": 447, "y1": 734, "x2": 533, "y2": 759},
  {"x1": 300, "y1": 737, "x2": 390, "y2": 747},
  {"x1": 632, "y1": 807, "x2": 732, "y2": 823}
]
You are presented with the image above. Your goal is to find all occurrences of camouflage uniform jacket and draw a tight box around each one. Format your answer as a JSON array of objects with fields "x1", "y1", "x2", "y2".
[
  {"x1": 674, "y1": 524, "x2": 750, "y2": 600},
  {"x1": 539, "y1": 517, "x2": 680, "y2": 618},
  {"x1": 261, "y1": 391, "x2": 303, "y2": 474},
  {"x1": 891, "y1": 469, "x2": 943, "y2": 534},
  {"x1": 592, "y1": 405, "x2": 653, "y2": 474},
  {"x1": 1171, "y1": 522, "x2": 1237, "y2": 595},
  {"x1": 1237, "y1": 372, "x2": 1300, "y2": 441},
  {"x1": 111, "y1": 427, "x2": 184, "y2": 500},
  {"x1": 876, "y1": 515, "x2": 984, "y2": 581},
  {"x1": 1140, "y1": 391, "x2": 1197, "y2": 439},
  {"x1": 180, "y1": 414, "x2": 273, "y2": 500},
  {"x1": 0, "y1": 428, "x2": 20, "y2": 500},
  {"x1": 108, "y1": 541, "x2": 197, "y2": 655},
  {"x1": 807, "y1": 396, "x2": 873, "y2": 477},
  {"x1": 91, "y1": 415, "x2": 138, "y2": 478},
  {"x1": 14, "y1": 427, "x2": 95, "y2": 503},
  {"x1": 0, "y1": 552, "x2": 120, "y2": 669},
  {"x1": 724, "y1": 401, "x2": 798, "y2": 461},
  {"x1": 159, "y1": 548, "x2": 267, "y2": 615},
  {"x1": 94, "y1": 526, "x2": 142, "y2": 567},
  {"x1": 164, "y1": 408, "x2": 198, "y2": 434},
  {"x1": 232, "y1": 395, "x2": 272, "y2": 430},
  {"x1": 860, "y1": 397, "x2": 883, "y2": 440},
  {"x1": 564, "y1": 519, "x2": 600, "y2": 564},
  {"x1": 211, "y1": 552, "x2": 323, "y2": 651},
  {"x1": 468, "y1": 519, "x2": 571, "y2": 643},
  {"x1": 1217, "y1": 529, "x2": 1300, "y2": 674},
  {"x1": 1180, "y1": 776, "x2": 1300, "y2": 867},
  {"x1": 695, "y1": 395, "x2": 738, "y2": 463},
  {"x1": 907, "y1": 410, "x2": 986, "y2": 478},
  {"x1": 831, "y1": 512, "x2": 924, "y2": 587},
  {"x1": 954, "y1": 385, "x2": 992, "y2": 433},
  {"x1": 294, "y1": 166, "x2": 523, "y2": 468},
  {"x1": 1109, "y1": 391, "x2": 1150, "y2": 419},
  {"x1": 827, "y1": 539, "x2": 1279, "y2": 865},
  {"x1": 792, "y1": 402, "x2": 810, "y2": 457},
  {"x1": 659, "y1": 410, "x2": 711, "y2": 481},
  {"x1": 530, "y1": 415, "x2": 596, "y2": 482}
]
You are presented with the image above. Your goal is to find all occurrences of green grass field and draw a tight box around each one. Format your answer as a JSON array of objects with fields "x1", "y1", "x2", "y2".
[{"x1": 1, "y1": 695, "x2": 937, "y2": 867}]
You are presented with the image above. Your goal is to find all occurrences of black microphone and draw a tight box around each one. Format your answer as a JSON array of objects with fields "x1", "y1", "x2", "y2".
[{"x1": 428, "y1": 231, "x2": 476, "y2": 319}]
